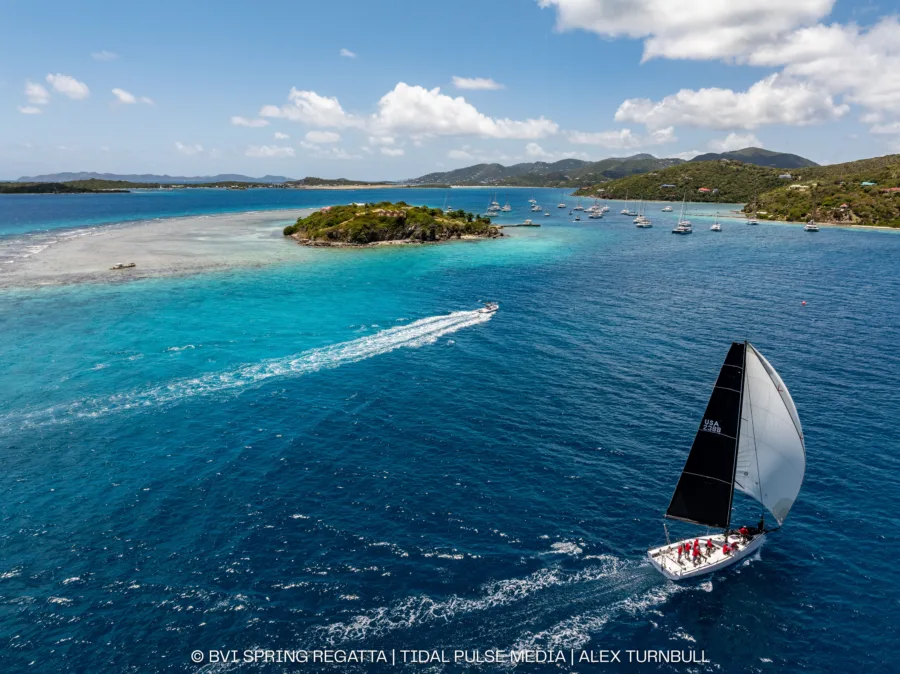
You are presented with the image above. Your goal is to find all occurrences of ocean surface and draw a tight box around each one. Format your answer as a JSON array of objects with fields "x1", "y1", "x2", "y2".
[{"x1": 1, "y1": 188, "x2": 898, "y2": 672}]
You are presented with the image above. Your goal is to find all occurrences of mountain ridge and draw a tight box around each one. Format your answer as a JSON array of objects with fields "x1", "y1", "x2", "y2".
[
  {"x1": 16, "y1": 172, "x2": 295, "y2": 184},
  {"x1": 689, "y1": 147, "x2": 818, "y2": 169}
]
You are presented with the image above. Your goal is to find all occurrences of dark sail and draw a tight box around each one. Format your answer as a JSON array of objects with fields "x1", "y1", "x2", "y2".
[{"x1": 666, "y1": 342, "x2": 746, "y2": 529}]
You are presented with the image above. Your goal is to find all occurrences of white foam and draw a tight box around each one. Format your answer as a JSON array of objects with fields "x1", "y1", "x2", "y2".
[
  {"x1": 315, "y1": 556, "x2": 622, "y2": 645},
  {"x1": 548, "y1": 541, "x2": 583, "y2": 556},
  {"x1": 9, "y1": 309, "x2": 493, "y2": 427},
  {"x1": 515, "y1": 576, "x2": 687, "y2": 652}
]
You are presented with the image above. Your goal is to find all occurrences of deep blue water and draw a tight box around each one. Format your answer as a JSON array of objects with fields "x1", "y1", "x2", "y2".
[{"x1": 1, "y1": 189, "x2": 898, "y2": 672}]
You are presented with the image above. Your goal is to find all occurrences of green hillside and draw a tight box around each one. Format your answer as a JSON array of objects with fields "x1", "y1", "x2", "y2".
[
  {"x1": 747, "y1": 154, "x2": 900, "y2": 227},
  {"x1": 690, "y1": 147, "x2": 818, "y2": 169},
  {"x1": 574, "y1": 160, "x2": 786, "y2": 203}
]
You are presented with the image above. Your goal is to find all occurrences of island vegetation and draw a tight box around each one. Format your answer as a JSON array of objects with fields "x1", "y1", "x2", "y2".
[
  {"x1": 283, "y1": 202, "x2": 501, "y2": 246},
  {"x1": 0, "y1": 181, "x2": 129, "y2": 194}
]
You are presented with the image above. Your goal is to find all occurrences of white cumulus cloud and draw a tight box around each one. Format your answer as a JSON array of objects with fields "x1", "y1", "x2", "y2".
[
  {"x1": 92, "y1": 50, "x2": 118, "y2": 61},
  {"x1": 232, "y1": 116, "x2": 270, "y2": 127},
  {"x1": 46, "y1": 73, "x2": 90, "y2": 100},
  {"x1": 25, "y1": 80, "x2": 51, "y2": 105},
  {"x1": 707, "y1": 132, "x2": 762, "y2": 152},
  {"x1": 245, "y1": 145, "x2": 296, "y2": 158},
  {"x1": 371, "y1": 83, "x2": 558, "y2": 139},
  {"x1": 746, "y1": 18, "x2": 900, "y2": 116},
  {"x1": 567, "y1": 126, "x2": 676, "y2": 148},
  {"x1": 870, "y1": 121, "x2": 900, "y2": 135},
  {"x1": 380, "y1": 147, "x2": 404, "y2": 156},
  {"x1": 523, "y1": 142, "x2": 589, "y2": 160},
  {"x1": 260, "y1": 88, "x2": 358, "y2": 128},
  {"x1": 112, "y1": 88, "x2": 137, "y2": 104},
  {"x1": 299, "y1": 144, "x2": 361, "y2": 160},
  {"x1": 274, "y1": 132, "x2": 290, "y2": 140},
  {"x1": 452, "y1": 76, "x2": 504, "y2": 90},
  {"x1": 615, "y1": 74, "x2": 848, "y2": 130},
  {"x1": 304, "y1": 130, "x2": 341, "y2": 144},
  {"x1": 18, "y1": 105, "x2": 42, "y2": 115},
  {"x1": 175, "y1": 142, "x2": 203, "y2": 155},
  {"x1": 538, "y1": 0, "x2": 833, "y2": 62},
  {"x1": 340, "y1": 48, "x2": 357, "y2": 58}
]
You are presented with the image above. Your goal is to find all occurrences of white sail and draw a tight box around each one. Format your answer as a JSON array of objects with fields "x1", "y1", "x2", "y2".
[{"x1": 734, "y1": 344, "x2": 806, "y2": 524}]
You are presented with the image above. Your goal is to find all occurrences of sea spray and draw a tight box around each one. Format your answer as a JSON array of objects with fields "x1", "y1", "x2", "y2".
[{"x1": 7, "y1": 309, "x2": 493, "y2": 428}]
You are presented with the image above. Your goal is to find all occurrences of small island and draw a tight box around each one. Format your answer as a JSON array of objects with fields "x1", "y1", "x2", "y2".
[{"x1": 283, "y1": 201, "x2": 502, "y2": 246}]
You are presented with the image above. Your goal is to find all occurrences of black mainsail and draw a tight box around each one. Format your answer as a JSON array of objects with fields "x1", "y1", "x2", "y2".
[{"x1": 666, "y1": 342, "x2": 746, "y2": 529}]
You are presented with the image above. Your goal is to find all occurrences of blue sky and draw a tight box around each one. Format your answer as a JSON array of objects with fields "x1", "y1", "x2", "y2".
[{"x1": 2, "y1": 0, "x2": 899, "y2": 179}]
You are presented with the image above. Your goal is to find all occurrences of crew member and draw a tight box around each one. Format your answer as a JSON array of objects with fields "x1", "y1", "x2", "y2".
[{"x1": 722, "y1": 542, "x2": 731, "y2": 555}]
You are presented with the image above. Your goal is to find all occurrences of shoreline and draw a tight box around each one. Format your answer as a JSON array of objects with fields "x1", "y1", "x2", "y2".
[{"x1": 289, "y1": 233, "x2": 499, "y2": 247}]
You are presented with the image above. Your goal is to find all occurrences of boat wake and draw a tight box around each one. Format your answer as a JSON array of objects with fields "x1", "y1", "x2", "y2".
[
  {"x1": 7, "y1": 309, "x2": 494, "y2": 428},
  {"x1": 310, "y1": 555, "x2": 703, "y2": 654}
]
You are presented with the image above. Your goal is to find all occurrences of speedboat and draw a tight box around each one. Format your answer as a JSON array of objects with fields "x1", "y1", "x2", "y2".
[
  {"x1": 662, "y1": 205, "x2": 673, "y2": 212},
  {"x1": 804, "y1": 221, "x2": 819, "y2": 232},
  {"x1": 710, "y1": 223, "x2": 722, "y2": 231},
  {"x1": 478, "y1": 302, "x2": 499, "y2": 314}
]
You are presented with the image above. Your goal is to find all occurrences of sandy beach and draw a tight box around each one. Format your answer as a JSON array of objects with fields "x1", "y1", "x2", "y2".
[{"x1": 0, "y1": 209, "x2": 316, "y2": 288}]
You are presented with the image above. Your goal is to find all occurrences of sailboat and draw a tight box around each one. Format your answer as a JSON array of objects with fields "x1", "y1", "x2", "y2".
[
  {"x1": 573, "y1": 198, "x2": 585, "y2": 212},
  {"x1": 501, "y1": 193, "x2": 512, "y2": 212},
  {"x1": 748, "y1": 195, "x2": 759, "y2": 225},
  {"x1": 621, "y1": 191, "x2": 638, "y2": 217},
  {"x1": 804, "y1": 189, "x2": 819, "y2": 231},
  {"x1": 672, "y1": 194, "x2": 692, "y2": 234},
  {"x1": 711, "y1": 211, "x2": 722, "y2": 231},
  {"x1": 648, "y1": 342, "x2": 806, "y2": 580},
  {"x1": 634, "y1": 198, "x2": 652, "y2": 227},
  {"x1": 557, "y1": 190, "x2": 567, "y2": 209}
]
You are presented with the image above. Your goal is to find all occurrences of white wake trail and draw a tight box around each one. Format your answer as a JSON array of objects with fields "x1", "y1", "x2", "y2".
[{"x1": 11, "y1": 309, "x2": 493, "y2": 427}]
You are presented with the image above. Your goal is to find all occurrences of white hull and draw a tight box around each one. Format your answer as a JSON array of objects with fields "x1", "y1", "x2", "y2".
[{"x1": 648, "y1": 533, "x2": 766, "y2": 581}]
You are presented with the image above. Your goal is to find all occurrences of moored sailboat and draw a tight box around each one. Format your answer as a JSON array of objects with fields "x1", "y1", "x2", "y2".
[{"x1": 648, "y1": 342, "x2": 806, "y2": 580}]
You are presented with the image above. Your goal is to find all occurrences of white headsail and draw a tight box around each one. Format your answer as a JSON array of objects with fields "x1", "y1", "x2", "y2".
[{"x1": 734, "y1": 344, "x2": 806, "y2": 524}]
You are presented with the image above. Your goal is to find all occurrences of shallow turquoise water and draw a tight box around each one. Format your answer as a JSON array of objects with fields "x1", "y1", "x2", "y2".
[{"x1": 1, "y1": 189, "x2": 898, "y2": 671}]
